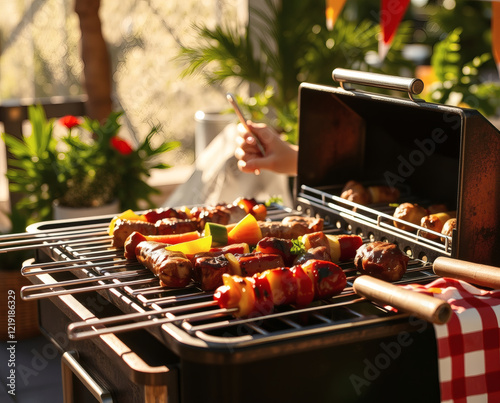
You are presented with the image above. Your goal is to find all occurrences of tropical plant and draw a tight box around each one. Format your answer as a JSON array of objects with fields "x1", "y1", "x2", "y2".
[
  {"x1": 2, "y1": 105, "x2": 179, "y2": 224},
  {"x1": 424, "y1": 28, "x2": 500, "y2": 117},
  {"x1": 177, "y1": 0, "x2": 414, "y2": 144}
]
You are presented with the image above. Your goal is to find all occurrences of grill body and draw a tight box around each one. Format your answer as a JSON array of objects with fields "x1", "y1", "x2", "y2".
[
  {"x1": 38, "y1": 278, "x2": 440, "y2": 403},
  {"x1": 22, "y1": 72, "x2": 500, "y2": 402}
]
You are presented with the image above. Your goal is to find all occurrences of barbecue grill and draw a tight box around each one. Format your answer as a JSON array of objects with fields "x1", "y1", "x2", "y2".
[{"x1": 3, "y1": 69, "x2": 500, "y2": 403}]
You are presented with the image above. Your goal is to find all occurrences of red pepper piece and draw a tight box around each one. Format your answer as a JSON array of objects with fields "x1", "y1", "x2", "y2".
[
  {"x1": 210, "y1": 243, "x2": 250, "y2": 255},
  {"x1": 252, "y1": 272, "x2": 274, "y2": 315},
  {"x1": 235, "y1": 197, "x2": 257, "y2": 214},
  {"x1": 337, "y1": 235, "x2": 363, "y2": 261},
  {"x1": 291, "y1": 266, "x2": 315, "y2": 307}
]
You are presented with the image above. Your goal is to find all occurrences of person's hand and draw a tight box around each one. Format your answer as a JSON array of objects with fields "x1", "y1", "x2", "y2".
[{"x1": 234, "y1": 121, "x2": 298, "y2": 176}]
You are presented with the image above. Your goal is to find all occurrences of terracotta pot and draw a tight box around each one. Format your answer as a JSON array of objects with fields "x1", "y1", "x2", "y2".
[
  {"x1": 1, "y1": 265, "x2": 40, "y2": 340},
  {"x1": 53, "y1": 199, "x2": 120, "y2": 220}
]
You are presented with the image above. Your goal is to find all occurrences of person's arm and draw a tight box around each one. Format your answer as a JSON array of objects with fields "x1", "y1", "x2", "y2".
[{"x1": 234, "y1": 121, "x2": 298, "y2": 176}]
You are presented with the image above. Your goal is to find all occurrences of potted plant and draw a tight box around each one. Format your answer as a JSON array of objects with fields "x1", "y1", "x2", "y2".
[{"x1": 2, "y1": 104, "x2": 180, "y2": 224}]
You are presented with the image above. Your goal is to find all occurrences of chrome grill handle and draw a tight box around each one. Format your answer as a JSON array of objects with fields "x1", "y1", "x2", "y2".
[{"x1": 332, "y1": 68, "x2": 424, "y2": 101}]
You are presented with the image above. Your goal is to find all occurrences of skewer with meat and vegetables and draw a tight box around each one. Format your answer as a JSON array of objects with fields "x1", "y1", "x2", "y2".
[
  {"x1": 108, "y1": 197, "x2": 268, "y2": 247},
  {"x1": 122, "y1": 209, "x2": 362, "y2": 290},
  {"x1": 109, "y1": 196, "x2": 411, "y2": 318},
  {"x1": 214, "y1": 259, "x2": 347, "y2": 317}
]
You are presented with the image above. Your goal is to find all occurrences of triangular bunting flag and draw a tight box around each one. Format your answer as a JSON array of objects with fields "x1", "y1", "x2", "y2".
[
  {"x1": 493, "y1": 2, "x2": 500, "y2": 77},
  {"x1": 326, "y1": 0, "x2": 347, "y2": 31},
  {"x1": 379, "y1": 0, "x2": 411, "y2": 60}
]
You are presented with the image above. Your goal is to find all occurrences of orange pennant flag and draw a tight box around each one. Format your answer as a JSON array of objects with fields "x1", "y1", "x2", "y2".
[
  {"x1": 326, "y1": 0, "x2": 347, "y2": 31},
  {"x1": 493, "y1": 2, "x2": 500, "y2": 76}
]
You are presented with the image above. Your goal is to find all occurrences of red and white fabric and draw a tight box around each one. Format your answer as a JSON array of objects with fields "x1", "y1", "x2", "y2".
[{"x1": 404, "y1": 278, "x2": 500, "y2": 402}]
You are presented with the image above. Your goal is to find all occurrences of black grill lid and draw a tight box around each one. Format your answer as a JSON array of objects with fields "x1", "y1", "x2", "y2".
[{"x1": 296, "y1": 69, "x2": 500, "y2": 265}]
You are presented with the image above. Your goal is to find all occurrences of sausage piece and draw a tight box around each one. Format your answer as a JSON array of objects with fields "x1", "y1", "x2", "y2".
[
  {"x1": 136, "y1": 241, "x2": 192, "y2": 288},
  {"x1": 112, "y1": 218, "x2": 198, "y2": 248}
]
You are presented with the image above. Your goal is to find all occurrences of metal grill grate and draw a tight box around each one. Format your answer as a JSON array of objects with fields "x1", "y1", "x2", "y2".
[{"x1": 9, "y1": 202, "x2": 440, "y2": 348}]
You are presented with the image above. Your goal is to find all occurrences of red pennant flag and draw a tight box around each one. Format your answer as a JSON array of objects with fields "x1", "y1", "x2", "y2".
[
  {"x1": 326, "y1": 0, "x2": 347, "y2": 31},
  {"x1": 379, "y1": 0, "x2": 411, "y2": 60},
  {"x1": 493, "y1": 2, "x2": 500, "y2": 76}
]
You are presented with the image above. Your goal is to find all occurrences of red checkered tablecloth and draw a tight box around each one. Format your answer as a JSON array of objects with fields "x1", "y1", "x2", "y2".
[{"x1": 405, "y1": 278, "x2": 500, "y2": 403}]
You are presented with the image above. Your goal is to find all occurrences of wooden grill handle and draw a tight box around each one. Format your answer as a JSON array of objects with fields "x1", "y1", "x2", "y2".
[
  {"x1": 433, "y1": 257, "x2": 500, "y2": 289},
  {"x1": 353, "y1": 275, "x2": 452, "y2": 325}
]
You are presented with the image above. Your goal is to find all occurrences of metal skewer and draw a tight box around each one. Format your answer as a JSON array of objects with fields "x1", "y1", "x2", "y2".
[
  {"x1": 67, "y1": 300, "x2": 236, "y2": 340},
  {"x1": 0, "y1": 233, "x2": 111, "y2": 253},
  {"x1": 20, "y1": 271, "x2": 155, "y2": 300},
  {"x1": 21, "y1": 259, "x2": 140, "y2": 276},
  {"x1": 0, "y1": 222, "x2": 108, "y2": 241}
]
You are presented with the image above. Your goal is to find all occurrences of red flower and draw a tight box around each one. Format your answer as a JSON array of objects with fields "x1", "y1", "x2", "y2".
[
  {"x1": 110, "y1": 136, "x2": 133, "y2": 155},
  {"x1": 60, "y1": 115, "x2": 81, "y2": 129}
]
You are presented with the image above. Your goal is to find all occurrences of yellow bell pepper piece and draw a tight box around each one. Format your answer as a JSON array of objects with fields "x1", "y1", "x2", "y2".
[{"x1": 165, "y1": 236, "x2": 213, "y2": 255}]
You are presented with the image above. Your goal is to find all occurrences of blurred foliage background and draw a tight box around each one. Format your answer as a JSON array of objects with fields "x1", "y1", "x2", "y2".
[{"x1": 177, "y1": 0, "x2": 500, "y2": 144}]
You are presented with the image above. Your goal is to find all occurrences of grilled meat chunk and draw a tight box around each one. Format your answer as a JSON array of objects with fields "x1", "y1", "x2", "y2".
[
  {"x1": 354, "y1": 241, "x2": 409, "y2": 282},
  {"x1": 293, "y1": 246, "x2": 331, "y2": 265},
  {"x1": 155, "y1": 218, "x2": 198, "y2": 235},
  {"x1": 259, "y1": 216, "x2": 323, "y2": 239},
  {"x1": 112, "y1": 218, "x2": 198, "y2": 248},
  {"x1": 143, "y1": 207, "x2": 189, "y2": 223},
  {"x1": 192, "y1": 255, "x2": 232, "y2": 291},
  {"x1": 421, "y1": 212, "x2": 456, "y2": 240},
  {"x1": 136, "y1": 241, "x2": 192, "y2": 288},
  {"x1": 237, "y1": 253, "x2": 285, "y2": 276},
  {"x1": 255, "y1": 237, "x2": 296, "y2": 266},
  {"x1": 341, "y1": 180, "x2": 371, "y2": 205},
  {"x1": 124, "y1": 232, "x2": 148, "y2": 260},
  {"x1": 341, "y1": 180, "x2": 400, "y2": 205},
  {"x1": 190, "y1": 203, "x2": 247, "y2": 231},
  {"x1": 393, "y1": 203, "x2": 428, "y2": 231},
  {"x1": 112, "y1": 219, "x2": 157, "y2": 248},
  {"x1": 440, "y1": 218, "x2": 456, "y2": 243}
]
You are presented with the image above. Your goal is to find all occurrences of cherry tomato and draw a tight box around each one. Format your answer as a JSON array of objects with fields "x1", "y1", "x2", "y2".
[{"x1": 251, "y1": 204, "x2": 267, "y2": 221}]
